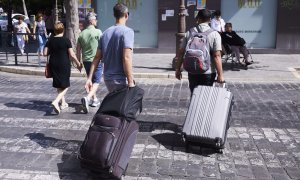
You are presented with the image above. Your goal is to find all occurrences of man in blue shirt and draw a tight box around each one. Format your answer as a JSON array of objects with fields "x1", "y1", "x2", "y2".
[{"x1": 85, "y1": 3, "x2": 135, "y2": 94}]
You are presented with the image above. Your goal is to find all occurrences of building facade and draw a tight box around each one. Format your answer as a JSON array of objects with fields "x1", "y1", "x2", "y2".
[{"x1": 93, "y1": 0, "x2": 300, "y2": 53}]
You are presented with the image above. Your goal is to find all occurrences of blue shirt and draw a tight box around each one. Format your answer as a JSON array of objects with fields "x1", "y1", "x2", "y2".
[{"x1": 99, "y1": 24, "x2": 134, "y2": 81}]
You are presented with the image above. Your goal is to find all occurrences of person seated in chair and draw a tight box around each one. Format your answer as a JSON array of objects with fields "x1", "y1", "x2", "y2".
[{"x1": 221, "y1": 23, "x2": 252, "y2": 66}]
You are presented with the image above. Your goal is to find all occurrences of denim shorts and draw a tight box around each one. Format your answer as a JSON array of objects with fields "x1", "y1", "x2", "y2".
[
  {"x1": 83, "y1": 61, "x2": 103, "y2": 84},
  {"x1": 104, "y1": 79, "x2": 127, "y2": 92}
]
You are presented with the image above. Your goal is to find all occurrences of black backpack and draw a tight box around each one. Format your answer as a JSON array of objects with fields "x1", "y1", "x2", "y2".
[{"x1": 97, "y1": 86, "x2": 144, "y2": 121}]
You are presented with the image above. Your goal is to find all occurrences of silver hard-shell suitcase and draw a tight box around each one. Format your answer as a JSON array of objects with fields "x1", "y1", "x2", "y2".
[{"x1": 182, "y1": 84, "x2": 233, "y2": 153}]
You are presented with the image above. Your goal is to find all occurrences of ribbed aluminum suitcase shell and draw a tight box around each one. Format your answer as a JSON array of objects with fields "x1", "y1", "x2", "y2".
[{"x1": 182, "y1": 85, "x2": 233, "y2": 149}]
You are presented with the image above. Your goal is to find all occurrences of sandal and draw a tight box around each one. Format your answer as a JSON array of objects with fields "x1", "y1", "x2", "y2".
[
  {"x1": 51, "y1": 102, "x2": 61, "y2": 114},
  {"x1": 60, "y1": 103, "x2": 69, "y2": 110}
]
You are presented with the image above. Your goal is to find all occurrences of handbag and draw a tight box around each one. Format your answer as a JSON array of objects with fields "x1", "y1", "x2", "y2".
[
  {"x1": 45, "y1": 57, "x2": 52, "y2": 78},
  {"x1": 23, "y1": 35, "x2": 29, "y2": 42}
]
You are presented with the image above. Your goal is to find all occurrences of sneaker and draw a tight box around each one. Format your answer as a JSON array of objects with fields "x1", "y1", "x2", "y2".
[
  {"x1": 90, "y1": 99, "x2": 100, "y2": 107},
  {"x1": 81, "y1": 97, "x2": 89, "y2": 113}
]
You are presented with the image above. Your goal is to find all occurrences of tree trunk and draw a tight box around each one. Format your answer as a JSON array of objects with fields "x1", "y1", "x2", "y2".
[{"x1": 64, "y1": 0, "x2": 80, "y2": 49}]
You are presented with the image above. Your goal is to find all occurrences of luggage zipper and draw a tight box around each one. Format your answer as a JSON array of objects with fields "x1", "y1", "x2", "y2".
[
  {"x1": 108, "y1": 119, "x2": 128, "y2": 174},
  {"x1": 111, "y1": 121, "x2": 135, "y2": 175}
]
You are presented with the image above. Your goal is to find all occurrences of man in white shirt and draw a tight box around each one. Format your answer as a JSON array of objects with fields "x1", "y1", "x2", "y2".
[{"x1": 210, "y1": 10, "x2": 225, "y2": 33}]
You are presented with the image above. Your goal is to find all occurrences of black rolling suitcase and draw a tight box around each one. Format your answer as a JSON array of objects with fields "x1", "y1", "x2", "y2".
[
  {"x1": 79, "y1": 86, "x2": 144, "y2": 179},
  {"x1": 182, "y1": 84, "x2": 233, "y2": 153},
  {"x1": 78, "y1": 113, "x2": 139, "y2": 179}
]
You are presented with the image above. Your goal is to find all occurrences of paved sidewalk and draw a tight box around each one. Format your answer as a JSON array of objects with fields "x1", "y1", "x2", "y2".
[{"x1": 0, "y1": 53, "x2": 300, "y2": 82}]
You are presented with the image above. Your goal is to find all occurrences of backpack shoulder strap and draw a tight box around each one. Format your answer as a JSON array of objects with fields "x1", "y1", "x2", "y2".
[
  {"x1": 203, "y1": 28, "x2": 215, "y2": 36},
  {"x1": 195, "y1": 25, "x2": 201, "y2": 33}
]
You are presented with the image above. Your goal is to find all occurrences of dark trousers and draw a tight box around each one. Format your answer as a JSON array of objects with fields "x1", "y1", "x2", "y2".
[{"x1": 188, "y1": 73, "x2": 216, "y2": 93}]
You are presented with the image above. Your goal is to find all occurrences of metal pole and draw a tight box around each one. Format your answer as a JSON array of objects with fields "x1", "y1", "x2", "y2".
[
  {"x1": 172, "y1": 0, "x2": 186, "y2": 70},
  {"x1": 55, "y1": 0, "x2": 59, "y2": 23}
]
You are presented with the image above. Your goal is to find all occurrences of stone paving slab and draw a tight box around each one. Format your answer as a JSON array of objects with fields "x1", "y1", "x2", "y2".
[{"x1": 0, "y1": 72, "x2": 300, "y2": 179}]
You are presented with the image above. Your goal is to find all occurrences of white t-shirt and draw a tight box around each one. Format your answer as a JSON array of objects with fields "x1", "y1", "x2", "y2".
[
  {"x1": 14, "y1": 22, "x2": 28, "y2": 33},
  {"x1": 211, "y1": 17, "x2": 226, "y2": 32}
]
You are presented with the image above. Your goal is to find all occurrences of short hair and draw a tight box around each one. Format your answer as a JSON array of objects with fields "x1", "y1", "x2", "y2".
[
  {"x1": 196, "y1": 9, "x2": 211, "y2": 22},
  {"x1": 225, "y1": 23, "x2": 232, "y2": 28},
  {"x1": 36, "y1": 13, "x2": 43, "y2": 20},
  {"x1": 54, "y1": 22, "x2": 64, "y2": 35},
  {"x1": 214, "y1": 10, "x2": 221, "y2": 17},
  {"x1": 86, "y1": 12, "x2": 97, "y2": 22},
  {"x1": 113, "y1": 3, "x2": 129, "y2": 19}
]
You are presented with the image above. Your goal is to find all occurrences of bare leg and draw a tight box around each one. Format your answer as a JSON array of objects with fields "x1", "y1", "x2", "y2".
[
  {"x1": 52, "y1": 88, "x2": 68, "y2": 113},
  {"x1": 87, "y1": 83, "x2": 99, "y2": 100}
]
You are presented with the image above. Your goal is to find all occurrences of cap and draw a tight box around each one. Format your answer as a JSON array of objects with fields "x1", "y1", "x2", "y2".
[{"x1": 86, "y1": 12, "x2": 97, "y2": 21}]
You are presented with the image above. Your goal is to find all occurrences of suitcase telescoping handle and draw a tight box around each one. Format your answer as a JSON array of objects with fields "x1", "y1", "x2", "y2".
[{"x1": 213, "y1": 80, "x2": 226, "y2": 88}]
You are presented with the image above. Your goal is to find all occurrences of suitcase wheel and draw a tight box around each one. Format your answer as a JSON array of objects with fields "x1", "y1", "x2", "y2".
[
  {"x1": 216, "y1": 148, "x2": 223, "y2": 154},
  {"x1": 215, "y1": 138, "x2": 223, "y2": 148}
]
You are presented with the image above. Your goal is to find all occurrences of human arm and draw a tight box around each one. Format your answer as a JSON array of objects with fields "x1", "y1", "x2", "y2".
[
  {"x1": 123, "y1": 48, "x2": 134, "y2": 87},
  {"x1": 123, "y1": 30, "x2": 135, "y2": 87},
  {"x1": 43, "y1": 47, "x2": 49, "y2": 57},
  {"x1": 232, "y1": 31, "x2": 245, "y2": 46},
  {"x1": 175, "y1": 47, "x2": 185, "y2": 80},
  {"x1": 175, "y1": 31, "x2": 188, "y2": 80},
  {"x1": 32, "y1": 21, "x2": 36, "y2": 40},
  {"x1": 44, "y1": 21, "x2": 48, "y2": 37},
  {"x1": 213, "y1": 33, "x2": 225, "y2": 83},
  {"x1": 25, "y1": 26, "x2": 31, "y2": 37},
  {"x1": 213, "y1": 50, "x2": 224, "y2": 83},
  {"x1": 85, "y1": 48, "x2": 102, "y2": 92},
  {"x1": 76, "y1": 42, "x2": 82, "y2": 63},
  {"x1": 220, "y1": 19, "x2": 226, "y2": 32},
  {"x1": 68, "y1": 48, "x2": 82, "y2": 72}
]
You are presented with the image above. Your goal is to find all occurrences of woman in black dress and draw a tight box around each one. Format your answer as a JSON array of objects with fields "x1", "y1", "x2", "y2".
[{"x1": 44, "y1": 22, "x2": 82, "y2": 114}]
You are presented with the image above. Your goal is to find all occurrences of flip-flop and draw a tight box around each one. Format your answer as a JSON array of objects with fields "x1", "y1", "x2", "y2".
[{"x1": 51, "y1": 102, "x2": 61, "y2": 114}]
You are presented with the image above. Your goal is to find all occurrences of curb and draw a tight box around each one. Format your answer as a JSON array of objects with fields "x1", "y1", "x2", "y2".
[
  {"x1": 0, "y1": 65, "x2": 188, "y2": 79},
  {"x1": 1, "y1": 65, "x2": 300, "y2": 82}
]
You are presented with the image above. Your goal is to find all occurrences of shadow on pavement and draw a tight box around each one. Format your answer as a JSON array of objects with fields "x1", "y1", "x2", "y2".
[
  {"x1": 133, "y1": 65, "x2": 174, "y2": 71},
  {"x1": 152, "y1": 133, "x2": 217, "y2": 156},
  {"x1": 24, "y1": 132, "x2": 113, "y2": 180},
  {"x1": 136, "y1": 121, "x2": 217, "y2": 156},
  {"x1": 4, "y1": 100, "x2": 54, "y2": 116},
  {"x1": 4, "y1": 100, "x2": 87, "y2": 116}
]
